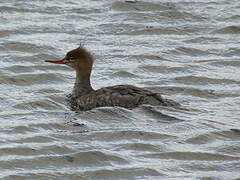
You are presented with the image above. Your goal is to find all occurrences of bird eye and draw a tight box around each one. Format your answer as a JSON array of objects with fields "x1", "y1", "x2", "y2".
[{"x1": 68, "y1": 56, "x2": 74, "y2": 61}]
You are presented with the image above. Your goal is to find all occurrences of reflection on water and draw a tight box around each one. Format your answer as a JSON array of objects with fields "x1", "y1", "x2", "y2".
[{"x1": 0, "y1": 0, "x2": 240, "y2": 179}]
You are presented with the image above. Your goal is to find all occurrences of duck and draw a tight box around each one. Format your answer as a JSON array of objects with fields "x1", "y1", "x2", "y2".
[{"x1": 45, "y1": 46, "x2": 179, "y2": 111}]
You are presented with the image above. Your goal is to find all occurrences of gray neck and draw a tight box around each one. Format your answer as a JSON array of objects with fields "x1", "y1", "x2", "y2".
[{"x1": 72, "y1": 71, "x2": 94, "y2": 97}]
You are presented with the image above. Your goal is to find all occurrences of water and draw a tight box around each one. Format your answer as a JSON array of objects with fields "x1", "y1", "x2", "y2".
[{"x1": 0, "y1": 0, "x2": 240, "y2": 179}]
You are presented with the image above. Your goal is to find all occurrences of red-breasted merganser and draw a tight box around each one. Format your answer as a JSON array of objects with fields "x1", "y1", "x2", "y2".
[{"x1": 45, "y1": 46, "x2": 179, "y2": 111}]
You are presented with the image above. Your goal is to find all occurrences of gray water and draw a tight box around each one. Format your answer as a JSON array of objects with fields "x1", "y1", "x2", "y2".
[{"x1": 0, "y1": 0, "x2": 240, "y2": 179}]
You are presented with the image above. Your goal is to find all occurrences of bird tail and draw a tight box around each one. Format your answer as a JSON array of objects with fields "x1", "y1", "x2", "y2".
[{"x1": 143, "y1": 93, "x2": 179, "y2": 107}]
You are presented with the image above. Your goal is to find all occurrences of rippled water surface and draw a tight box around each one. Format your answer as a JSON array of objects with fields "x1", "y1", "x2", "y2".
[{"x1": 1, "y1": 0, "x2": 240, "y2": 179}]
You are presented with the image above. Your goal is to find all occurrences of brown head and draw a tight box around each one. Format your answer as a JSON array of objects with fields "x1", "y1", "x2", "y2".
[{"x1": 45, "y1": 46, "x2": 94, "y2": 76}]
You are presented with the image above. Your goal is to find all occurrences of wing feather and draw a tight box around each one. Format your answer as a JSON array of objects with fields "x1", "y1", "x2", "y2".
[{"x1": 68, "y1": 85, "x2": 177, "y2": 111}]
